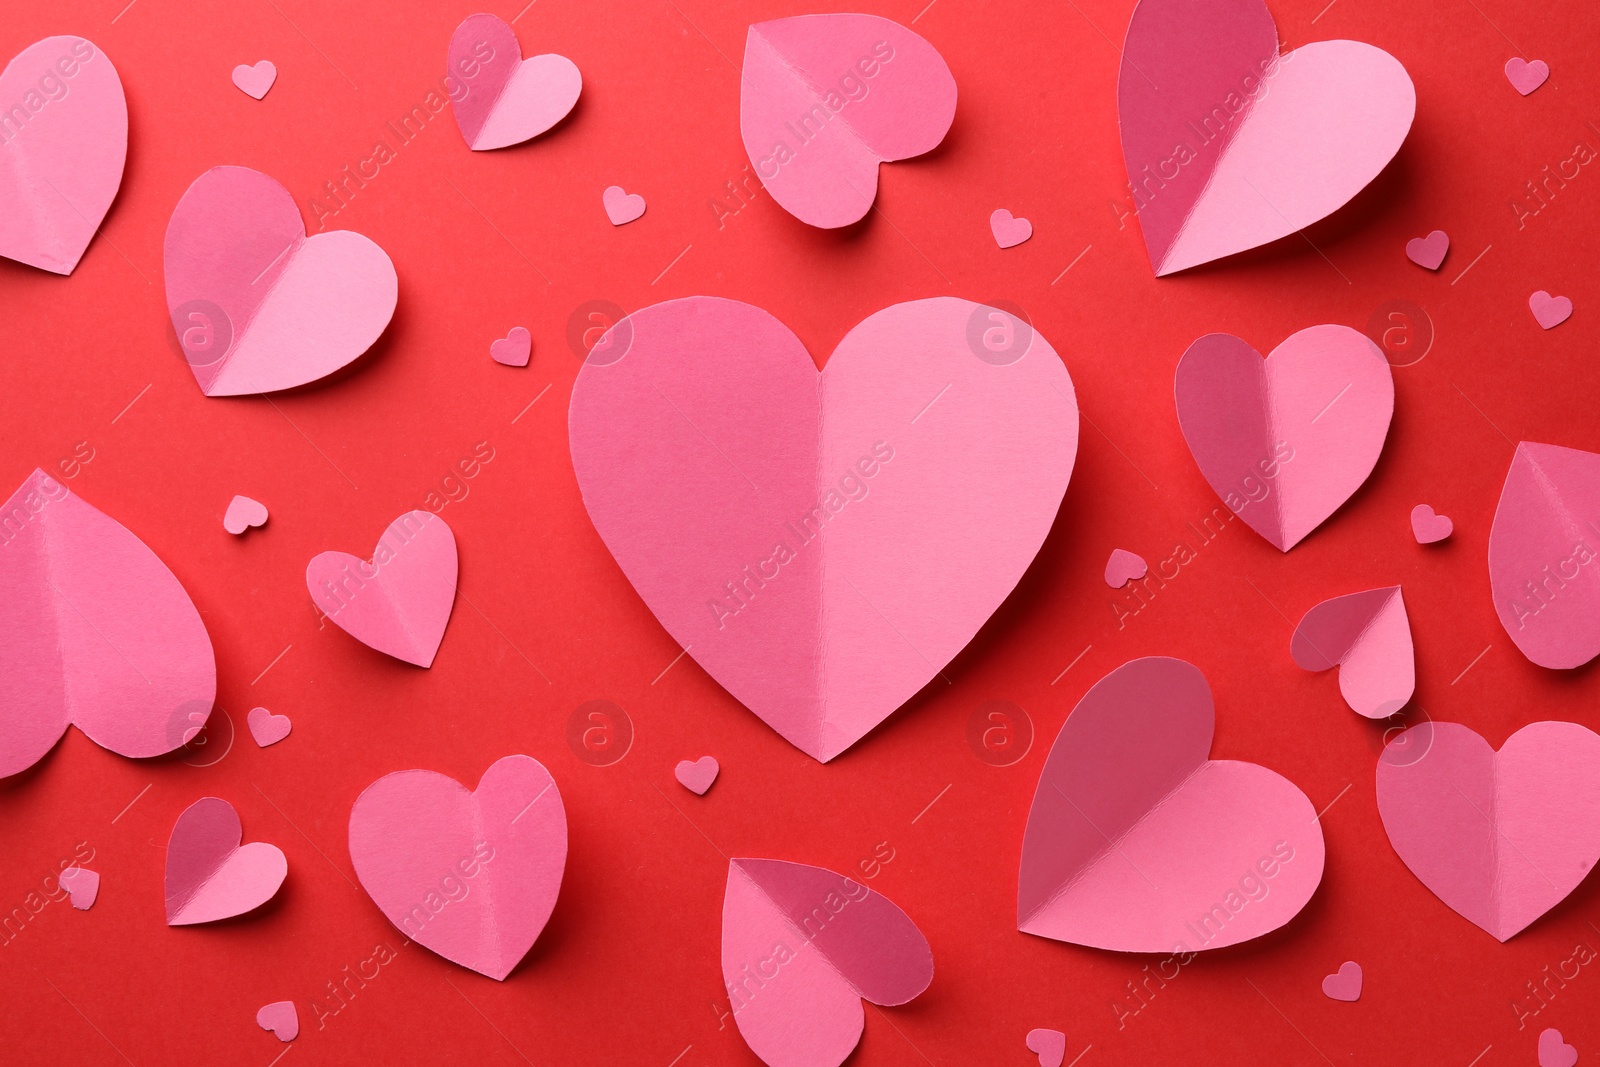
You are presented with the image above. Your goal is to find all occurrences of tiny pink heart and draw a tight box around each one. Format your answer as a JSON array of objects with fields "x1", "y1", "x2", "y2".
[
  {"x1": 1410, "y1": 503, "x2": 1452, "y2": 544},
  {"x1": 603, "y1": 186, "x2": 646, "y2": 226},
  {"x1": 223, "y1": 495, "x2": 268, "y2": 535},
  {"x1": 448, "y1": 14, "x2": 581, "y2": 151},
  {"x1": 1321, "y1": 960, "x2": 1362, "y2": 1001},
  {"x1": 1530, "y1": 291, "x2": 1573, "y2": 330},
  {"x1": 165, "y1": 797, "x2": 287, "y2": 925},
  {"x1": 247, "y1": 707, "x2": 291, "y2": 748},
  {"x1": 1540, "y1": 1028, "x2": 1579, "y2": 1067},
  {"x1": 256, "y1": 1000, "x2": 298, "y2": 1042},
  {"x1": 59, "y1": 867, "x2": 100, "y2": 910},
  {"x1": 674, "y1": 756, "x2": 719, "y2": 795},
  {"x1": 231, "y1": 60, "x2": 277, "y2": 100},
  {"x1": 990, "y1": 209, "x2": 1033, "y2": 249},
  {"x1": 1505, "y1": 57, "x2": 1550, "y2": 96},
  {"x1": 491, "y1": 327, "x2": 532, "y2": 367},
  {"x1": 1026, "y1": 1028, "x2": 1067, "y2": 1067},
  {"x1": 1103, "y1": 548, "x2": 1148, "y2": 588},
  {"x1": 1405, "y1": 229, "x2": 1449, "y2": 270}
]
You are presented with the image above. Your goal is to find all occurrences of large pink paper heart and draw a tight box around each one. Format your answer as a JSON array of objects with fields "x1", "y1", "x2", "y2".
[
  {"x1": 348, "y1": 755, "x2": 567, "y2": 981},
  {"x1": 0, "y1": 37, "x2": 127, "y2": 275},
  {"x1": 1119, "y1": 0, "x2": 1415, "y2": 275},
  {"x1": 1376, "y1": 720, "x2": 1600, "y2": 941},
  {"x1": 447, "y1": 13, "x2": 580, "y2": 150},
  {"x1": 306, "y1": 511, "x2": 458, "y2": 668},
  {"x1": 1175, "y1": 325, "x2": 1395, "y2": 551},
  {"x1": 1291, "y1": 586, "x2": 1414, "y2": 718},
  {"x1": 163, "y1": 166, "x2": 398, "y2": 396},
  {"x1": 0, "y1": 470, "x2": 215, "y2": 778},
  {"x1": 740, "y1": 14, "x2": 956, "y2": 228},
  {"x1": 1019, "y1": 657, "x2": 1325, "y2": 951},
  {"x1": 569, "y1": 296, "x2": 1078, "y2": 761},
  {"x1": 1489, "y1": 442, "x2": 1600, "y2": 669},
  {"x1": 165, "y1": 797, "x2": 287, "y2": 925},
  {"x1": 722, "y1": 857, "x2": 932, "y2": 1067}
]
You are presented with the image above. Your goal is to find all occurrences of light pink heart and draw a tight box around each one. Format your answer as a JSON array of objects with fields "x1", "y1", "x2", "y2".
[
  {"x1": 1506, "y1": 58, "x2": 1550, "y2": 96},
  {"x1": 1540, "y1": 1028, "x2": 1579, "y2": 1067},
  {"x1": 722, "y1": 858, "x2": 932, "y2": 1067},
  {"x1": 165, "y1": 797, "x2": 287, "y2": 925},
  {"x1": 306, "y1": 511, "x2": 458, "y2": 668},
  {"x1": 223, "y1": 495, "x2": 268, "y2": 535},
  {"x1": 247, "y1": 707, "x2": 291, "y2": 748},
  {"x1": 1377, "y1": 720, "x2": 1600, "y2": 941},
  {"x1": 1321, "y1": 960, "x2": 1362, "y2": 1001},
  {"x1": 740, "y1": 14, "x2": 956, "y2": 229},
  {"x1": 349, "y1": 755, "x2": 567, "y2": 981},
  {"x1": 0, "y1": 37, "x2": 127, "y2": 275},
  {"x1": 231, "y1": 60, "x2": 277, "y2": 100},
  {"x1": 0, "y1": 470, "x2": 215, "y2": 778},
  {"x1": 1292, "y1": 586, "x2": 1414, "y2": 719},
  {"x1": 1103, "y1": 548, "x2": 1148, "y2": 588},
  {"x1": 1410, "y1": 503, "x2": 1452, "y2": 544},
  {"x1": 256, "y1": 1001, "x2": 298, "y2": 1042},
  {"x1": 1176, "y1": 325, "x2": 1394, "y2": 551},
  {"x1": 674, "y1": 756, "x2": 720, "y2": 795},
  {"x1": 490, "y1": 326, "x2": 532, "y2": 366},
  {"x1": 1025, "y1": 1028, "x2": 1067, "y2": 1067},
  {"x1": 602, "y1": 185, "x2": 646, "y2": 225},
  {"x1": 1530, "y1": 290, "x2": 1573, "y2": 329},
  {"x1": 990, "y1": 209, "x2": 1033, "y2": 248},
  {"x1": 1019, "y1": 657, "x2": 1325, "y2": 951},
  {"x1": 59, "y1": 867, "x2": 100, "y2": 910},
  {"x1": 448, "y1": 13, "x2": 580, "y2": 151},
  {"x1": 569, "y1": 296, "x2": 1078, "y2": 761},
  {"x1": 1405, "y1": 229, "x2": 1449, "y2": 270},
  {"x1": 164, "y1": 166, "x2": 398, "y2": 396}
]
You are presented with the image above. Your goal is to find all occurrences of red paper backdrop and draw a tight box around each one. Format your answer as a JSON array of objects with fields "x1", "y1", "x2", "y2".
[{"x1": 3, "y1": 0, "x2": 1598, "y2": 1064}]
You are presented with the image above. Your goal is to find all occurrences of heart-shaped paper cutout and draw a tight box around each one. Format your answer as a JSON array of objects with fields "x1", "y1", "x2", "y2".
[
  {"x1": 674, "y1": 756, "x2": 719, "y2": 795},
  {"x1": 1175, "y1": 325, "x2": 1395, "y2": 551},
  {"x1": 247, "y1": 707, "x2": 291, "y2": 747},
  {"x1": 165, "y1": 797, "x2": 287, "y2": 925},
  {"x1": 1489, "y1": 442, "x2": 1600, "y2": 669},
  {"x1": 256, "y1": 1001, "x2": 298, "y2": 1042},
  {"x1": 0, "y1": 37, "x2": 127, "y2": 275},
  {"x1": 602, "y1": 185, "x2": 646, "y2": 225},
  {"x1": 1104, "y1": 548, "x2": 1148, "y2": 588},
  {"x1": 448, "y1": 13, "x2": 580, "y2": 150},
  {"x1": 223, "y1": 495, "x2": 268, "y2": 534},
  {"x1": 991, "y1": 209, "x2": 1032, "y2": 248},
  {"x1": 1119, "y1": 0, "x2": 1414, "y2": 275},
  {"x1": 1540, "y1": 1029, "x2": 1579, "y2": 1067},
  {"x1": 1405, "y1": 230, "x2": 1448, "y2": 270},
  {"x1": 722, "y1": 857, "x2": 932, "y2": 1067},
  {"x1": 231, "y1": 60, "x2": 277, "y2": 99},
  {"x1": 306, "y1": 511, "x2": 458, "y2": 668},
  {"x1": 570, "y1": 296, "x2": 1078, "y2": 761},
  {"x1": 1025, "y1": 1028, "x2": 1067, "y2": 1067},
  {"x1": 59, "y1": 867, "x2": 100, "y2": 910},
  {"x1": 349, "y1": 755, "x2": 567, "y2": 981},
  {"x1": 1377, "y1": 720, "x2": 1600, "y2": 941},
  {"x1": 1019, "y1": 657, "x2": 1325, "y2": 951},
  {"x1": 163, "y1": 166, "x2": 398, "y2": 396},
  {"x1": 1291, "y1": 586, "x2": 1414, "y2": 718},
  {"x1": 1410, "y1": 503, "x2": 1452, "y2": 544},
  {"x1": 1530, "y1": 290, "x2": 1573, "y2": 329},
  {"x1": 740, "y1": 14, "x2": 956, "y2": 228},
  {"x1": 0, "y1": 470, "x2": 216, "y2": 778},
  {"x1": 1506, "y1": 58, "x2": 1550, "y2": 96},
  {"x1": 1321, "y1": 961, "x2": 1361, "y2": 1001},
  {"x1": 490, "y1": 326, "x2": 531, "y2": 366}
]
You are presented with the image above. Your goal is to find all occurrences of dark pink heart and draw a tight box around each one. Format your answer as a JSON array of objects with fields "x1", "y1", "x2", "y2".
[
  {"x1": 1103, "y1": 548, "x2": 1148, "y2": 588},
  {"x1": 674, "y1": 756, "x2": 720, "y2": 795},
  {"x1": 256, "y1": 1000, "x2": 298, "y2": 1042},
  {"x1": 1321, "y1": 960, "x2": 1361, "y2": 1001},
  {"x1": 1405, "y1": 229, "x2": 1448, "y2": 270},
  {"x1": 1540, "y1": 1029, "x2": 1578, "y2": 1067},
  {"x1": 1026, "y1": 1028, "x2": 1067, "y2": 1067},
  {"x1": 1409, "y1": 503, "x2": 1452, "y2": 544},
  {"x1": 1506, "y1": 58, "x2": 1550, "y2": 96},
  {"x1": 1530, "y1": 290, "x2": 1573, "y2": 329}
]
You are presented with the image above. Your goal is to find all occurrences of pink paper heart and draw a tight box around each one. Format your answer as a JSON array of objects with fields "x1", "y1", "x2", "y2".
[
  {"x1": 0, "y1": 37, "x2": 127, "y2": 275},
  {"x1": 247, "y1": 707, "x2": 291, "y2": 748},
  {"x1": 349, "y1": 755, "x2": 567, "y2": 981},
  {"x1": 1291, "y1": 586, "x2": 1414, "y2": 719},
  {"x1": 163, "y1": 166, "x2": 398, "y2": 396},
  {"x1": 59, "y1": 867, "x2": 100, "y2": 910},
  {"x1": 1530, "y1": 290, "x2": 1573, "y2": 329},
  {"x1": 256, "y1": 1001, "x2": 298, "y2": 1042},
  {"x1": 1175, "y1": 325, "x2": 1395, "y2": 551},
  {"x1": 1489, "y1": 442, "x2": 1600, "y2": 669},
  {"x1": 223, "y1": 495, "x2": 268, "y2": 535},
  {"x1": 490, "y1": 326, "x2": 531, "y2": 366},
  {"x1": 1321, "y1": 960, "x2": 1362, "y2": 1001},
  {"x1": 1103, "y1": 548, "x2": 1148, "y2": 589},
  {"x1": 990, "y1": 209, "x2": 1033, "y2": 248},
  {"x1": 1405, "y1": 229, "x2": 1449, "y2": 270},
  {"x1": 1377, "y1": 720, "x2": 1600, "y2": 941},
  {"x1": 674, "y1": 756, "x2": 720, "y2": 795},
  {"x1": 306, "y1": 511, "x2": 458, "y2": 668},
  {"x1": 569, "y1": 296, "x2": 1078, "y2": 761},
  {"x1": 1019, "y1": 657, "x2": 1325, "y2": 951},
  {"x1": 722, "y1": 858, "x2": 932, "y2": 1067},
  {"x1": 165, "y1": 797, "x2": 287, "y2": 925},
  {"x1": 1506, "y1": 57, "x2": 1550, "y2": 96},
  {"x1": 1410, "y1": 503, "x2": 1452, "y2": 544},
  {"x1": 0, "y1": 470, "x2": 216, "y2": 778},
  {"x1": 231, "y1": 60, "x2": 277, "y2": 100},
  {"x1": 448, "y1": 14, "x2": 580, "y2": 150},
  {"x1": 1025, "y1": 1028, "x2": 1067, "y2": 1067},
  {"x1": 739, "y1": 14, "x2": 956, "y2": 228},
  {"x1": 1540, "y1": 1028, "x2": 1579, "y2": 1067},
  {"x1": 1119, "y1": 0, "x2": 1414, "y2": 275},
  {"x1": 602, "y1": 185, "x2": 646, "y2": 225}
]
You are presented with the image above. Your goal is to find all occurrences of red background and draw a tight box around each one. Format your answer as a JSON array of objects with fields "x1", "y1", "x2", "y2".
[{"x1": 3, "y1": 0, "x2": 1598, "y2": 1064}]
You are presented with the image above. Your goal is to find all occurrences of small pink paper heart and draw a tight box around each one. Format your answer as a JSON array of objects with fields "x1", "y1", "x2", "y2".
[
  {"x1": 1104, "y1": 548, "x2": 1148, "y2": 588},
  {"x1": 1530, "y1": 291, "x2": 1573, "y2": 329},
  {"x1": 674, "y1": 756, "x2": 719, "y2": 795},
  {"x1": 256, "y1": 1000, "x2": 298, "y2": 1042},
  {"x1": 1292, "y1": 586, "x2": 1414, "y2": 718},
  {"x1": 231, "y1": 60, "x2": 277, "y2": 100},
  {"x1": 1025, "y1": 1028, "x2": 1067, "y2": 1067},
  {"x1": 1405, "y1": 230, "x2": 1448, "y2": 270},
  {"x1": 491, "y1": 327, "x2": 532, "y2": 367},
  {"x1": 59, "y1": 867, "x2": 100, "y2": 910},
  {"x1": 1321, "y1": 960, "x2": 1362, "y2": 1001},
  {"x1": 603, "y1": 186, "x2": 646, "y2": 226},
  {"x1": 1505, "y1": 57, "x2": 1550, "y2": 96},
  {"x1": 165, "y1": 797, "x2": 287, "y2": 925},
  {"x1": 448, "y1": 14, "x2": 581, "y2": 151},
  {"x1": 1410, "y1": 504, "x2": 1452, "y2": 544},
  {"x1": 247, "y1": 707, "x2": 291, "y2": 748},
  {"x1": 223, "y1": 495, "x2": 268, "y2": 535},
  {"x1": 1540, "y1": 1028, "x2": 1579, "y2": 1067},
  {"x1": 991, "y1": 209, "x2": 1033, "y2": 249}
]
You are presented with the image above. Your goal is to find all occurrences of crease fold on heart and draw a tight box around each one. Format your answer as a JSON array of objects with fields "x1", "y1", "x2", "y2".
[
  {"x1": 165, "y1": 797, "x2": 287, "y2": 925},
  {"x1": 448, "y1": 13, "x2": 581, "y2": 150},
  {"x1": 1291, "y1": 586, "x2": 1414, "y2": 718}
]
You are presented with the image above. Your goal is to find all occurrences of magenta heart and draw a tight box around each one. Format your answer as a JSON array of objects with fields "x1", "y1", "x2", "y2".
[
  {"x1": 306, "y1": 511, "x2": 458, "y2": 668},
  {"x1": 1175, "y1": 325, "x2": 1395, "y2": 551},
  {"x1": 1530, "y1": 290, "x2": 1573, "y2": 329},
  {"x1": 348, "y1": 755, "x2": 567, "y2": 981},
  {"x1": 247, "y1": 707, "x2": 291, "y2": 748},
  {"x1": 569, "y1": 296, "x2": 1078, "y2": 761},
  {"x1": 59, "y1": 867, "x2": 100, "y2": 910},
  {"x1": 1025, "y1": 1028, "x2": 1067, "y2": 1067},
  {"x1": 1410, "y1": 503, "x2": 1452, "y2": 544},
  {"x1": 223, "y1": 494, "x2": 268, "y2": 535},
  {"x1": 674, "y1": 756, "x2": 720, "y2": 795},
  {"x1": 165, "y1": 797, "x2": 287, "y2": 925},
  {"x1": 1540, "y1": 1028, "x2": 1579, "y2": 1067},
  {"x1": 1405, "y1": 229, "x2": 1449, "y2": 270},
  {"x1": 490, "y1": 326, "x2": 532, "y2": 366},
  {"x1": 1103, "y1": 548, "x2": 1148, "y2": 588},
  {"x1": 1506, "y1": 57, "x2": 1550, "y2": 96},
  {"x1": 1292, "y1": 586, "x2": 1413, "y2": 718},
  {"x1": 1377, "y1": 720, "x2": 1600, "y2": 941},
  {"x1": 1321, "y1": 961, "x2": 1362, "y2": 1001},
  {"x1": 990, "y1": 209, "x2": 1033, "y2": 248},
  {"x1": 602, "y1": 185, "x2": 646, "y2": 225},
  {"x1": 256, "y1": 1001, "x2": 298, "y2": 1042},
  {"x1": 448, "y1": 13, "x2": 580, "y2": 150},
  {"x1": 231, "y1": 60, "x2": 276, "y2": 99},
  {"x1": 0, "y1": 37, "x2": 127, "y2": 274}
]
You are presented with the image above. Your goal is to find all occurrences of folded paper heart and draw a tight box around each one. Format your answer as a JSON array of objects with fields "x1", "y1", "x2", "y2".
[
  {"x1": 256, "y1": 1001, "x2": 298, "y2": 1042},
  {"x1": 1529, "y1": 291, "x2": 1573, "y2": 330},
  {"x1": 1505, "y1": 57, "x2": 1550, "y2": 96},
  {"x1": 223, "y1": 495, "x2": 268, "y2": 534},
  {"x1": 1025, "y1": 1028, "x2": 1067, "y2": 1067},
  {"x1": 1410, "y1": 503, "x2": 1452, "y2": 544},
  {"x1": 306, "y1": 511, "x2": 458, "y2": 668},
  {"x1": 448, "y1": 13, "x2": 580, "y2": 150},
  {"x1": 1175, "y1": 325, "x2": 1394, "y2": 551},
  {"x1": 59, "y1": 867, "x2": 100, "y2": 910},
  {"x1": 1019, "y1": 657, "x2": 1325, "y2": 951},
  {"x1": 675, "y1": 756, "x2": 720, "y2": 795},
  {"x1": 1377, "y1": 720, "x2": 1600, "y2": 941},
  {"x1": 740, "y1": 14, "x2": 956, "y2": 228},
  {"x1": 349, "y1": 755, "x2": 567, "y2": 981},
  {"x1": 165, "y1": 797, "x2": 287, "y2": 925},
  {"x1": 569, "y1": 296, "x2": 1079, "y2": 761},
  {"x1": 1291, "y1": 586, "x2": 1414, "y2": 718},
  {"x1": 490, "y1": 326, "x2": 532, "y2": 366},
  {"x1": 722, "y1": 857, "x2": 932, "y2": 1067},
  {"x1": 1540, "y1": 1029, "x2": 1579, "y2": 1067},
  {"x1": 990, "y1": 209, "x2": 1032, "y2": 248},
  {"x1": 602, "y1": 185, "x2": 646, "y2": 226},
  {"x1": 164, "y1": 166, "x2": 398, "y2": 395},
  {"x1": 0, "y1": 37, "x2": 127, "y2": 274},
  {"x1": 231, "y1": 60, "x2": 276, "y2": 99},
  {"x1": 1103, "y1": 548, "x2": 1148, "y2": 589},
  {"x1": 1119, "y1": 0, "x2": 1414, "y2": 275},
  {"x1": 1405, "y1": 230, "x2": 1449, "y2": 270},
  {"x1": 1321, "y1": 961, "x2": 1361, "y2": 1001},
  {"x1": 247, "y1": 707, "x2": 291, "y2": 748},
  {"x1": 0, "y1": 470, "x2": 216, "y2": 778}
]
